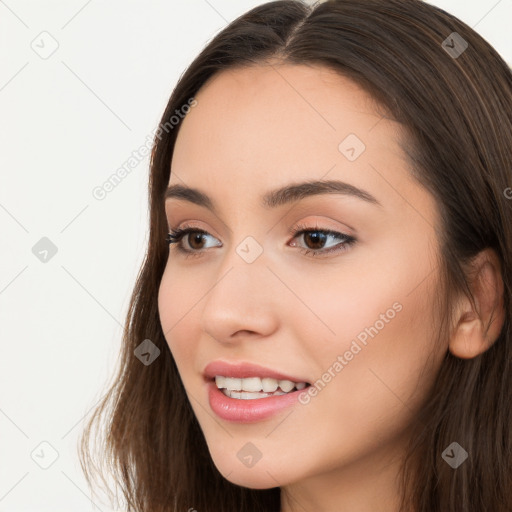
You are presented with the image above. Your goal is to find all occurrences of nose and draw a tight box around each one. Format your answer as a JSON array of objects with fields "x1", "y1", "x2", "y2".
[{"x1": 200, "y1": 249, "x2": 279, "y2": 345}]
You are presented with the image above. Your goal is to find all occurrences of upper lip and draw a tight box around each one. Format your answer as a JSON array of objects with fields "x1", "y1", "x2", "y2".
[{"x1": 203, "y1": 360, "x2": 310, "y2": 383}]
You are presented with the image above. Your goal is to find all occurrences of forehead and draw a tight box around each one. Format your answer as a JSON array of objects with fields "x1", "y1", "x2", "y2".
[
  {"x1": 173, "y1": 63, "x2": 387, "y2": 156},
  {"x1": 168, "y1": 63, "x2": 427, "y2": 221},
  {"x1": 171, "y1": 62, "x2": 400, "y2": 163}
]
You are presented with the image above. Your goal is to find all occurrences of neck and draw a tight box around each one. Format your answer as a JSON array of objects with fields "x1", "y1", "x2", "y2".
[{"x1": 280, "y1": 432, "x2": 412, "y2": 512}]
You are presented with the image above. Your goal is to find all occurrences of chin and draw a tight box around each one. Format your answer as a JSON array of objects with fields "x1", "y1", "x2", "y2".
[
  {"x1": 210, "y1": 451, "x2": 291, "y2": 489},
  {"x1": 222, "y1": 469, "x2": 284, "y2": 490}
]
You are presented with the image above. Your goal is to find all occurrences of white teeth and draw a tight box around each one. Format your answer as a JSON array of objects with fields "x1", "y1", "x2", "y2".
[
  {"x1": 214, "y1": 375, "x2": 308, "y2": 394},
  {"x1": 224, "y1": 377, "x2": 242, "y2": 391},
  {"x1": 279, "y1": 380, "x2": 295, "y2": 392},
  {"x1": 262, "y1": 377, "x2": 279, "y2": 392},
  {"x1": 241, "y1": 377, "x2": 263, "y2": 392}
]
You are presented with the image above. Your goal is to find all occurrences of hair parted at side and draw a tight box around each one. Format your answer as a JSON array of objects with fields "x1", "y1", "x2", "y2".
[{"x1": 79, "y1": 1, "x2": 512, "y2": 511}]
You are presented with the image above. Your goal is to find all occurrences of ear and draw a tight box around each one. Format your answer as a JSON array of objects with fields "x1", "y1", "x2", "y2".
[{"x1": 449, "y1": 248, "x2": 506, "y2": 359}]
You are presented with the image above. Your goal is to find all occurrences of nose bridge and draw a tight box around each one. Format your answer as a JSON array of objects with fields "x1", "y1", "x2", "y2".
[
  {"x1": 205, "y1": 234, "x2": 269, "y2": 310},
  {"x1": 216, "y1": 210, "x2": 270, "y2": 276},
  {"x1": 200, "y1": 234, "x2": 278, "y2": 341}
]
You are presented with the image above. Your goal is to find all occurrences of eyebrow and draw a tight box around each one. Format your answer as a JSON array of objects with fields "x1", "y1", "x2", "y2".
[{"x1": 164, "y1": 179, "x2": 383, "y2": 214}]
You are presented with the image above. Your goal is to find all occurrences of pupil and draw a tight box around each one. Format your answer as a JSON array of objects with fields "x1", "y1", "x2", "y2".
[
  {"x1": 306, "y1": 232, "x2": 325, "y2": 249},
  {"x1": 190, "y1": 233, "x2": 204, "y2": 249}
]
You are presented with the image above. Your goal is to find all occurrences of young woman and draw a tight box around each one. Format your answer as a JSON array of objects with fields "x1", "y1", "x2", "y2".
[{"x1": 79, "y1": 1, "x2": 512, "y2": 511}]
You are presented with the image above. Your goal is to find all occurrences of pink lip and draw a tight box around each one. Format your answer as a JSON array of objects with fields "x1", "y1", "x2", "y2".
[
  {"x1": 203, "y1": 360, "x2": 311, "y2": 423},
  {"x1": 203, "y1": 360, "x2": 309, "y2": 383},
  {"x1": 206, "y1": 381, "x2": 309, "y2": 423}
]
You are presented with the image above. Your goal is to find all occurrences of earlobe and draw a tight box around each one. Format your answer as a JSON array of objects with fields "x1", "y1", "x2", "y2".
[{"x1": 448, "y1": 249, "x2": 506, "y2": 359}]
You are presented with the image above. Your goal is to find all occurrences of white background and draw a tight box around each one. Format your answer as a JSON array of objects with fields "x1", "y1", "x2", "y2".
[{"x1": 0, "y1": 1, "x2": 510, "y2": 510}]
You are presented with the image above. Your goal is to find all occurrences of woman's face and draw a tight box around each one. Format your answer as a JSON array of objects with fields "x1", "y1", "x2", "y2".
[{"x1": 158, "y1": 63, "x2": 445, "y2": 498}]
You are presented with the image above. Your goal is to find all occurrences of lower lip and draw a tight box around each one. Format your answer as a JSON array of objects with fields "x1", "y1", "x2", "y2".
[{"x1": 207, "y1": 380, "x2": 308, "y2": 423}]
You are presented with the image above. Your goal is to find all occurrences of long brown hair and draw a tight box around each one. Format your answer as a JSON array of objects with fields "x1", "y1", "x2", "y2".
[{"x1": 79, "y1": 1, "x2": 512, "y2": 510}]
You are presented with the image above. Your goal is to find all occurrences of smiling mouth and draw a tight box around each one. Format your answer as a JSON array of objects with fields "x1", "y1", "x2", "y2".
[{"x1": 212, "y1": 375, "x2": 311, "y2": 399}]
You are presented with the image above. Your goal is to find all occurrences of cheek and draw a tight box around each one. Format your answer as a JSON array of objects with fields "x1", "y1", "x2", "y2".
[
  {"x1": 255, "y1": 280, "x2": 441, "y2": 481},
  {"x1": 324, "y1": 276, "x2": 439, "y2": 416},
  {"x1": 288, "y1": 243, "x2": 441, "y2": 429},
  {"x1": 157, "y1": 266, "x2": 199, "y2": 372},
  {"x1": 157, "y1": 269, "x2": 174, "y2": 343},
  {"x1": 300, "y1": 229, "x2": 440, "y2": 369}
]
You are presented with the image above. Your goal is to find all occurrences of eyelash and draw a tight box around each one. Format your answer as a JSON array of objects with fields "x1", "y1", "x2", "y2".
[{"x1": 165, "y1": 222, "x2": 356, "y2": 259}]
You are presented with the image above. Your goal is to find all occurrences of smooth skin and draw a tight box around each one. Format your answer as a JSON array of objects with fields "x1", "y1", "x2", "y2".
[{"x1": 157, "y1": 63, "x2": 505, "y2": 512}]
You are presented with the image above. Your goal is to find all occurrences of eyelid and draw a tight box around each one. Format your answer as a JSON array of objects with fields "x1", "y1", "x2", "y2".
[
  {"x1": 168, "y1": 220, "x2": 220, "y2": 239},
  {"x1": 286, "y1": 217, "x2": 354, "y2": 238},
  {"x1": 169, "y1": 216, "x2": 353, "y2": 239}
]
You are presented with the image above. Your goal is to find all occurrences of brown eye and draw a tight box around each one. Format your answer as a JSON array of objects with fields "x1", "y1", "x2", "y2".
[
  {"x1": 166, "y1": 225, "x2": 356, "y2": 259},
  {"x1": 166, "y1": 227, "x2": 221, "y2": 257},
  {"x1": 302, "y1": 231, "x2": 328, "y2": 250},
  {"x1": 289, "y1": 224, "x2": 357, "y2": 257},
  {"x1": 186, "y1": 231, "x2": 208, "y2": 250}
]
